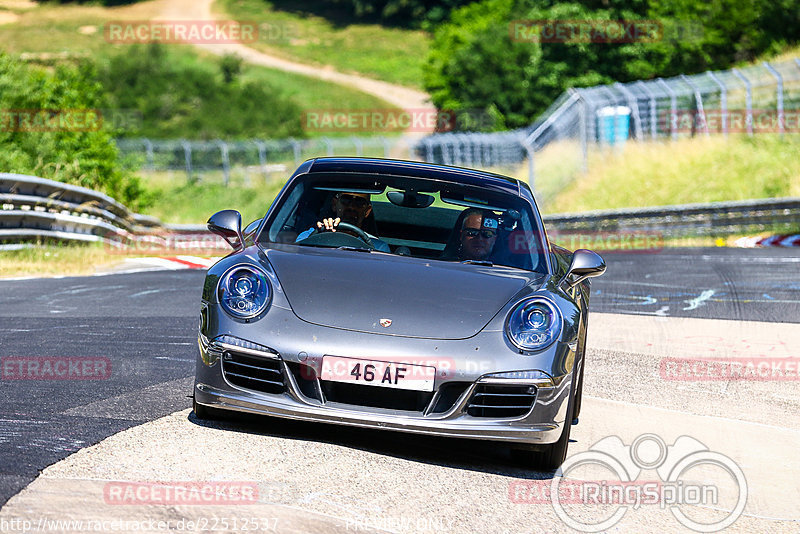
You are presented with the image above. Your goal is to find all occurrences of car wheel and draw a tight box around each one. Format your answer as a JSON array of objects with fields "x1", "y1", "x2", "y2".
[
  {"x1": 192, "y1": 395, "x2": 222, "y2": 420},
  {"x1": 532, "y1": 397, "x2": 574, "y2": 471}
]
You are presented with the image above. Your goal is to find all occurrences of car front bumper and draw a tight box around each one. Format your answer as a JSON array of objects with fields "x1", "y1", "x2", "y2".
[{"x1": 194, "y1": 303, "x2": 576, "y2": 446}]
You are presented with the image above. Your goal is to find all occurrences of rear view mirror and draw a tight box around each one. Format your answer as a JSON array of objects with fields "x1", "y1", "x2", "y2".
[
  {"x1": 562, "y1": 249, "x2": 606, "y2": 288},
  {"x1": 387, "y1": 191, "x2": 435, "y2": 208},
  {"x1": 208, "y1": 209, "x2": 244, "y2": 251}
]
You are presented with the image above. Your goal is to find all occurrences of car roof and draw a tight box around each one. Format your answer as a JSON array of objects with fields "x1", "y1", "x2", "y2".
[{"x1": 304, "y1": 157, "x2": 527, "y2": 197}]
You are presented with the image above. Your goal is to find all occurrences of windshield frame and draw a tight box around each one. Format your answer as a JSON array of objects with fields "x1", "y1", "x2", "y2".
[{"x1": 256, "y1": 171, "x2": 553, "y2": 275}]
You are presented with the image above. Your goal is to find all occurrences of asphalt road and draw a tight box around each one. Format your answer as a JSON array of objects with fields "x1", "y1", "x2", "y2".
[
  {"x1": 0, "y1": 246, "x2": 798, "y2": 511},
  {"x1": 593, "y1": 246, "x2": 800, "y2": 322},
  {"x1": 0, "y1": 270, "x2": 206, "y2": 505}
]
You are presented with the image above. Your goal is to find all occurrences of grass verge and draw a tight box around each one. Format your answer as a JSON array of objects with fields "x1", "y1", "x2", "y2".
[
  {"x1": 215, "y1": 0, "x2": 429, "y2": 89},
  {"x1": 0, "y1": 0, "x2": 397, "y2": 137},
  {"x1": 0, "y1": 243, "x2": 124, "y2": 278},
  {"x1": 139, "y1": 171, "x2": 287, "y2": 224},
  {"x1": 544, "y1": 135, "x2": 800, "y2": 214}
]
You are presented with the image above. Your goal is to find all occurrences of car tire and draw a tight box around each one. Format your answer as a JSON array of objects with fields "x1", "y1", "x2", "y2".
[
  {"x1": 531, "y1": 397, "x2": 574, "y2": 471},
  {"x1": 514, "y1": 391, "x2": 574, "y2": 471}
]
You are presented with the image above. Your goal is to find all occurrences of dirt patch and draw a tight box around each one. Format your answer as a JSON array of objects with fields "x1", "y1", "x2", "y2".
[
  {"x1": 0, "y1": 9, "x2": 19, "y2": 24},
  {"x1": 0, "y1": 0, "x2": 35, "y2": 9}
]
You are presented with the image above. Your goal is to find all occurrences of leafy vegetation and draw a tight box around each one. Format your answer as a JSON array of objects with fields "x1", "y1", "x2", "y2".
[
  {"x1": 425, "y1": 0, "x2": 800, "y2": 130},
  {"x1": 98, "y1": 44, "x2": 304, "y2": 139},
  {"x1": 0, "y1": 1, "x2": 398, "y2": 132},
  {"x1": 0, "y1": 53, "x2": 148, "y2": 209},
  {"x1": 326, "y1": 0, "x2": 472, "y2": 28}
]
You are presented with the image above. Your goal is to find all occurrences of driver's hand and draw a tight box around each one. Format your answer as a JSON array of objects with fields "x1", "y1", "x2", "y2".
[{"x1": 316, "y1": 217, "x2": 341, "y2": 232}]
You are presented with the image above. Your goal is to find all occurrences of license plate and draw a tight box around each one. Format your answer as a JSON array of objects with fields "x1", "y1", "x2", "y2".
[{"x1": 319, "y1": 356, "x2": 435, "y2": 392}]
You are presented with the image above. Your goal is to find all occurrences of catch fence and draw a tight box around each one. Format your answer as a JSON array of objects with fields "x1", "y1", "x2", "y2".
[{"x1": 115, "y1": 58, "x2": 800, "y2": 203}]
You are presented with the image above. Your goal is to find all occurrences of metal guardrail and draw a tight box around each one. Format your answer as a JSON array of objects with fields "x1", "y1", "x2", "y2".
[
  {"x1": 0, "y1": 173, "x2": 193, "y2": 245},
  {"x1": 2, "y1": 173, "x2": 797, "y2": 248},
  {"x1": 1, "y1": 173, "x2": 136, "y2": 244},
  {"x1": 543, "y1": 197, "x2": 800, "y2": 237}
]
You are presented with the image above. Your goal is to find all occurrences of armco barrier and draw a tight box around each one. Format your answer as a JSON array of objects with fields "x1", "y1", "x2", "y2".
[
  {"x1": 2, "y1": 173, "x2": 797, "y2": 246},
  {"x1": 543, "y1": 197, "x2": 800, "y2": 237},
  {"x1": 0, "y1": 173, "x2": 211, "y2": 246}
]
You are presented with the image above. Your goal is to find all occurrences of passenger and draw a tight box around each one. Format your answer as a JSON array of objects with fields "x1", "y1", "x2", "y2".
[
  {"x1": 296, "y1": 192, "x2": 390, "y2": 252},
  {"x1": 440, "y1": 208, "x2": 498, "y2": 261},
  {"x1": 457, "y1": 208, "x2": 498, "y2": 261}
]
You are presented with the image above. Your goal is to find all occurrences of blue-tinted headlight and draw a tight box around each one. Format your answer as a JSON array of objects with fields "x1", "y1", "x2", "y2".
[
  {"x1": 505, "y1": 297, "x2": 562, "y2": 351},
  {"x1": 218, "y1": 265, "x2": 271, "y2": 319}
]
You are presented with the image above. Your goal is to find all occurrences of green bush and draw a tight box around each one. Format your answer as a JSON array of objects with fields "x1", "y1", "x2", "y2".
[
  {"x1": 424, "y1": 0, "x2": 800, "y2": 130},
  {"x1": 97, "y1": 44, "x2": 304, "y2": 140},
  {"x1": 327, "y1": 0, "x2": 473, "y2": 28},
  {"x1": 641, "y1": 0, "x2": 800, "y2": 78},
  {"x1": 0, "y1": 54, "x2": 149, "y2": 209}
]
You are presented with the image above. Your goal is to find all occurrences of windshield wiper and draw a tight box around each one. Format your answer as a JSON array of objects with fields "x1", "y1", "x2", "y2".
[{"x1": 461, "y1": 259, "x2": 493, "y2": 266}]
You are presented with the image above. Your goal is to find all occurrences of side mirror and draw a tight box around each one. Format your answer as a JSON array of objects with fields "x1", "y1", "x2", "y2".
[
  {"x1": 562, "y1": 249, "x2": 606, "y2": 288},
  {"x1": 208, "y1": 209, "x2": 244, "y2": 251}
]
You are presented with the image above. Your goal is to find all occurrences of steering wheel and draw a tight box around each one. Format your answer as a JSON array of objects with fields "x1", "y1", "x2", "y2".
[{"x1": 305, "y1": 221, "x2": 375, "y2": 249}]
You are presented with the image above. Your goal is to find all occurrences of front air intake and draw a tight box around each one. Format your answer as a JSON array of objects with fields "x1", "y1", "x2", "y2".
[
  {"x1": 222, "y1": 350, "x2": 285, "y2": 394},
  {"x1": 466, "y1": 384, "x2": 536, "y2": 418}
]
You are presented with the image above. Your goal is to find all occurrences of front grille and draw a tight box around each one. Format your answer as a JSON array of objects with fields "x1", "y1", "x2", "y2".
[
  {"x1": 320, "y1": 381, "x2": 434, "y2": 412},
  {"x1": 222, "y1": 351, "x2": 285, "y2": 394},
  {"x1": 467, "y1": 384, "x2": 536, "y2": 418},
  {"x1": 430, "y1": 382, "x2": 471, "y2": 413},
  {"x1": 286, "y1": 362, "x2": 324, "y2": 402}
]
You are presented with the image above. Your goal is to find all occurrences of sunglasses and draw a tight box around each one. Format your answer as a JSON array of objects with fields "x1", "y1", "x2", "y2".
[
  {"x1": 337, "y1": 194, "x2": 370, "y2": 208},
  {"x1": 463, "y1": 228, "x2": 497, "y2": 239}
]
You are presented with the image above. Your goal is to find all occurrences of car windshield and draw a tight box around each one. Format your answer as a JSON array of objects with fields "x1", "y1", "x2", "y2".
[{"x1": 260, "y1": 172, "x2": 548, "y2": 273}]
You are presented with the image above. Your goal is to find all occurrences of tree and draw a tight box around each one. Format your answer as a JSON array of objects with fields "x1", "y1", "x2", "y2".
[{"x1": 0, "y1": 54, "x2": 149, "y2": 209}]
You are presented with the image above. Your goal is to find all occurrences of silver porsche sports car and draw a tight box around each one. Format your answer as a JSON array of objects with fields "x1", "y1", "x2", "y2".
[{"x1": 193, "y1": 157, "x2": 605, "y2": 469}]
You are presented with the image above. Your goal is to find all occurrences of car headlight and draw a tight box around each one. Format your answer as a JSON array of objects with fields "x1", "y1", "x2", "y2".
[
  {"x1": 505, "y1": 297, "x2": 562, "y2": 351},
  {"x1": 218, "y1": 265, "x2": 271, "y2": 319}
]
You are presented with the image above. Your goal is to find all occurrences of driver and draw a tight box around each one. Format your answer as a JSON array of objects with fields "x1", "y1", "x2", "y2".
[{"x1": 296, "y1": 192, "x2": 390, "y2": 252}]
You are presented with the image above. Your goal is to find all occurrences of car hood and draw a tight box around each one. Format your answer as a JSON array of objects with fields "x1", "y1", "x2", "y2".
[{"x1": 262, "y1": 246, "x2": 546, "y2": 339}]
